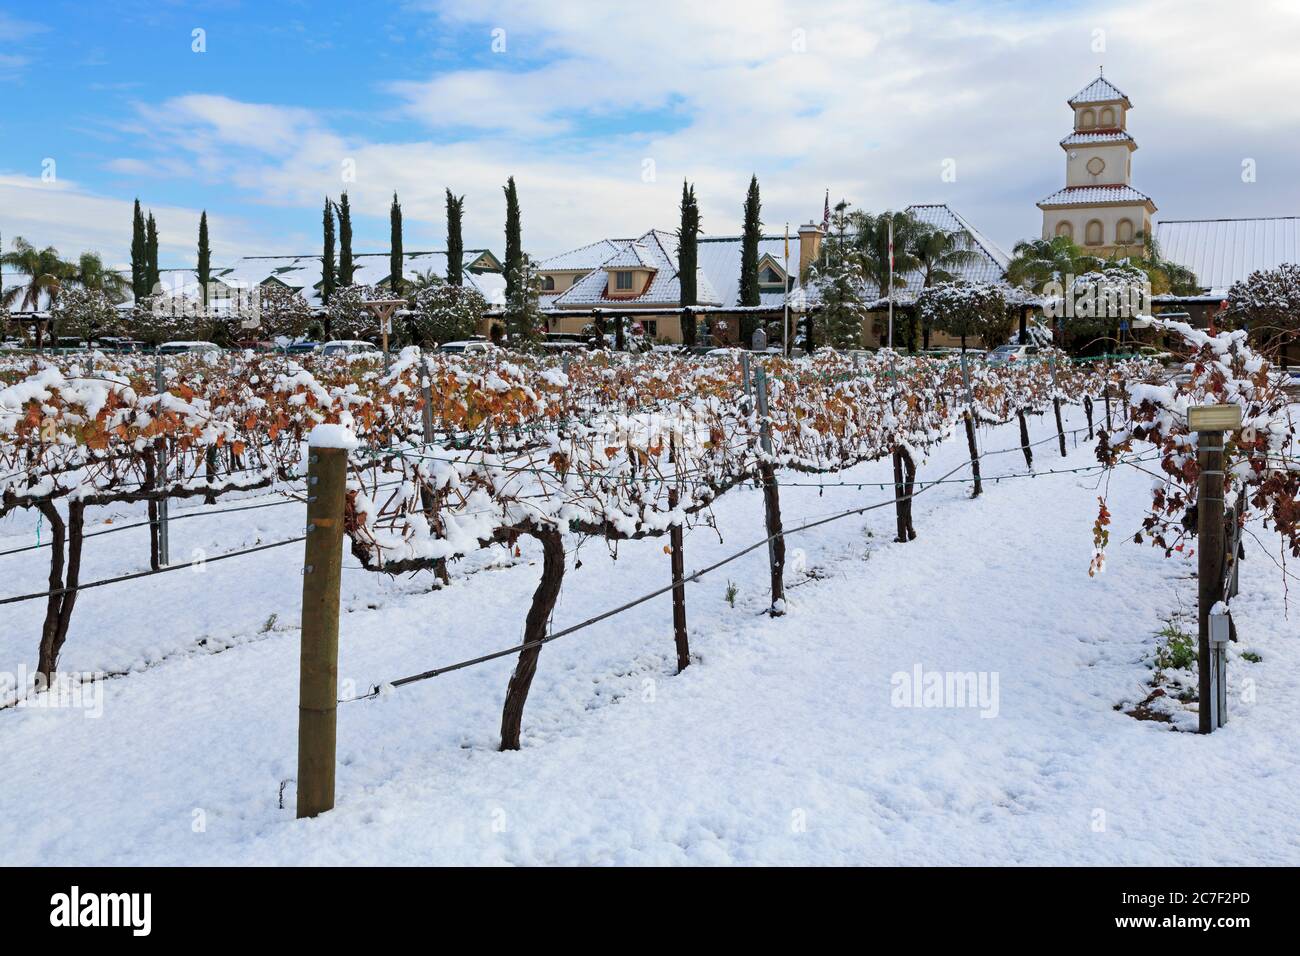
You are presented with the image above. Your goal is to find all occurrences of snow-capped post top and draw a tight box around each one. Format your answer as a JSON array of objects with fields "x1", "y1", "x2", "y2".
[
  {"x1": 1187, "y1": 404, "x2": 1242, "y2": 432},
  {"x1": 308, "y1": 423, "x2": 359, "y2": 450}
]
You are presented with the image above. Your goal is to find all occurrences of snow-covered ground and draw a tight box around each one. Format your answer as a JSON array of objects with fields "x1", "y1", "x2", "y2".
[{"x1": 1, "y1": 408, "x2": 1297, "y2": 865}]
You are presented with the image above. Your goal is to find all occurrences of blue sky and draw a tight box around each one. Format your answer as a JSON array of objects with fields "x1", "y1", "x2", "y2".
[{"x1": 3, "y1": 0, "x2": 1299, "y2": 270}]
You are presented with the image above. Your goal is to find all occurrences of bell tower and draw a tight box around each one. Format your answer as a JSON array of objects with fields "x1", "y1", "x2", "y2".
[{"x1": 1037, "y1": 71, "x2": 1156, "y2": 257}]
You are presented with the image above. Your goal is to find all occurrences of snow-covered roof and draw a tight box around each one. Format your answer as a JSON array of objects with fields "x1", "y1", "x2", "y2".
[
  {"x1": 538, "y1": 239, "x2": 627, "y2": 271},
  {"x1": 906, "y1": 203, "x2": 1011, "y2": 278},
  {"x1": 602, "y1": 242, "x2": 659, "y2": 270},
  {"x1": 696, "y1": 234, "x2": 796, "y2": 310},
  {"x1": 551, "y1": 230, "x2": 722, "y2": 308},
  {"x1": 1156, "y1": 216, "x2": 1300, "y2": 293},
  {"x1": 1037, "y1": 184, "x2": 1155, "y2": 208},
  {"x1": 542, "y1": 203, "x2": 1007, "y2": 312},
  {"x1": 184, "y1": 250, "x2": 500, "y2": 308},
  {"x1": 1068, "y1": 74, "x2": 1131, "y2": 107},
  {"x1": 1060, "y1": 130, "x2": 1135, "y2": 148}
]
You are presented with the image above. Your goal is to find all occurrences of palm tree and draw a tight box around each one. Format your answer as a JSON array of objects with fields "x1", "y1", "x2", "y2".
[
  {"x1": 1128, "y1": 232, "x2": 1200, "y2": 296},
  {"x1": 1006, "y1": 236, "x2": 1100, "y2": 293},
  {"x1": 1, "y1": 237, "x2": 70, "y2": 310},
  {"x1": 1006, "y1": 236, "x2": 1103, "y2": 345},
  {"x1": 1, "y1": 237, "x2": 71, "y2": 347},
  {"x1": 70, "y1": 251, "x2": 129, "y2": 303},
  {"x1": 848, "y1": 210, "x2": 925, "y2": 293},
  {"x1": 910, "y1": 226, "x2": 983, "y2": 349},
  {"x1": 845, "y1": 210, "x2": 927, "y2": 350}
]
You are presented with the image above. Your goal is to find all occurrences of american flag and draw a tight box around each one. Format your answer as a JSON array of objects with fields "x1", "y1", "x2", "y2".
[{"x1": 821, "y1": 190, "x2": 830, "y2": 232}]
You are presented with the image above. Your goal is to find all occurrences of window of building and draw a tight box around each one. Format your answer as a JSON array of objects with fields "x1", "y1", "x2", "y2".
[
  {"x1": 1099, "y1": 107, "x2": 1116, "y2": 127},
  {"x1": 541, "y1": 275, "x2": 555, "y2": 291},
  {"x1": 1055, "y1": 221, "x2": 1074, "y2": 240},
  {"x1": 642, "y1": 319, "x2": 658, "y2": 338},
  {"x1": 1085, "y1": 220, "x2": 1104, "y2": 246},
  {"x1": 759, "y1": 265, "x2": 784, "y2": 287},
  {"x1": 1116, "y1": 218, "x2": 1135, "y2": 244},
  {"x1": 1079, "y1": 109, "x2": 1096, "y2": 129},
  {"x1": 614, "y1": 270, "x2": 633, "y2": 290},
  {"x1": 1086, "y1": 156, "x2": 1105, "y2": 176}
]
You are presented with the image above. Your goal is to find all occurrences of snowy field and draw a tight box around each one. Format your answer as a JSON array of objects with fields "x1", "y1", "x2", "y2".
[{"x1": 1, "y1": 407, "x2": 1297, "y2": 866}]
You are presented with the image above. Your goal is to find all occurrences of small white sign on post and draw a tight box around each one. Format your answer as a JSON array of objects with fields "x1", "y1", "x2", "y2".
[{"x1": 1188, "y1": 404, "x2": 1242, "y2": 432}]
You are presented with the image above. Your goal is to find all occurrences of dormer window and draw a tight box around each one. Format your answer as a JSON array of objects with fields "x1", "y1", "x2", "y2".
[{"x1": 614, "y1": 270, "x2": 634, "y2": 290}]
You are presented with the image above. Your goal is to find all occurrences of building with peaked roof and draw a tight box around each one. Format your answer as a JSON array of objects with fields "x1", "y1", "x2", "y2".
[
  {"x1": 538, "y1": 227, "x2": 797, "y2": 342},
  {"x1": 537, "y1": 203, "x2": 1015, "y2": 346},
  {"x1": 1038, "y1": 72, "x2": 1156, "y2": 257},
  {"x1": 212, "y1": 248, "x2": 503, "y2": 308}
]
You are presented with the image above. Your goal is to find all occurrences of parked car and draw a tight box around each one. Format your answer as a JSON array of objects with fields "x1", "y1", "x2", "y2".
[
  {"x1": 320, "y1": 340, "x2": 381, "y2": 357},
  {"x1": 157, "y1": 341, "x2": 222, "y2": 355},
  {"x1": 235, "y1": 339, "x2": 280, "y2": 353},
  {"x1": 1114, "y1": 344, "x2": 1173, "y2": 362},
  {"x1": 986, "y1": 343, "x2": 1039, "y2": 364},
  {"x1": 538, "y1": 336, "x2": 588, "y2": 354},
  {"x1": 283, "y1": 340, "x2": 321, "y2": 355},
  {"x1": 94, "y1": 336, "x2": 145, "y2": 353},
  {"x1": 437, "y1": 340, "x2": 493, "y2": 355}
]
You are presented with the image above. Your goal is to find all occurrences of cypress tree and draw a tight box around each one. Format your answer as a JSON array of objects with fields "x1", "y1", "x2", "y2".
[
  {"x1": 338, "y1": 192, "x2": 354, "y2": 286},
  {"x1": 197, "y1": 211, "x2": 211, "y2": 307},
  {"x1": 145, "y1": 213, "x2": 160, "y2": 292},
  {"x1": 322, "y1": 198, "x2": 337, "y2": 305},
  {"x1": 503, "y1": 176, "x2": 521, "y2": 305},
  {"x1": 446, "y1": 188, "x2": 464, "y2": 287},
  {"x1": 740, "y1": 174, "x2": 762, "y2": 309},
  {"x1": 677, "y1": 180, "x2": 700, "y2": 347},
  {"x1": 130, "y1": 199, "x2": 147, "y2": 300},
  {"x1": 738, "y1": 175, "x2": 763, "y2": 344},
  {"x1": 389, "y1": 191, "x2": 404, "y2": 297}
]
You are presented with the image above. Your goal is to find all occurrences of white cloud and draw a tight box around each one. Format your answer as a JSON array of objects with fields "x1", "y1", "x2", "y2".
[
  {"x1": 0, "y1": 173, "x2": 276, "y2": 269},
  {"x1": 11, "y1": 0, "x2": 1300, "y2": 261}
]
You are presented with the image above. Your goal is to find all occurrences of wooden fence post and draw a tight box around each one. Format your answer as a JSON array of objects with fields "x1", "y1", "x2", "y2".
[
  {"x1": 754, "y1": 367, "x2": 785, "y2": 616},
  {"x1": 419, "y1": 356, "x2": 435, "y2": 445},
  {"x1": 153, "y1": 356, "x2": 170, "y2": 567},
  {"x1": 960, "y1": 353, "x2": 981, "y2": 498},
  {"x1": 1189, "y1": 404, "x2": 1240, "y2": 735},
  {"x1": 667, "y1": 435, "x2": 690, "y2": 671},
  {"x1": 297, "y1": 441, "x2": 348, "y2": 817},
  {"x1": 1050, "y1": 355, "x2": 1066, "y2": 457}
]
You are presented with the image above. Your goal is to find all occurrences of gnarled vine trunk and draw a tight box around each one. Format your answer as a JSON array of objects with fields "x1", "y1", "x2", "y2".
[
  {"x1": 36, "y1": 500, "x2": 85, "y2": 682},
  {"x1": 499, "y1": 527, "x2": 566, "y2": 751}
]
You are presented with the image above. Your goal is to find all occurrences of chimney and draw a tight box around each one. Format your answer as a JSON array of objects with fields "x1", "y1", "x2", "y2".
[{"x1": 797, "y1": 223, "x2": 824, "y2": 280}]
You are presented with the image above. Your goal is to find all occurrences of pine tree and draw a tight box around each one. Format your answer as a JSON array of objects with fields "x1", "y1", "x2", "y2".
[
  {"x1": 338, "y1": 192, "x2": 354, "y2": 286},
  {"x1": 130, "y1": 200, "x2": 147, "y2": 300},
  {"x1": 677, "y1": 180, "x2": 700, "y2": 347},
  {"x1": 739, "y1": 174, "x2": 762, "y2": 343},
  {"x1": 197, "y1": 212, "x2": 211, "y2": 307},
  {"x1": 812, "y1": 256, "x2": 868, "y2": 349},
  {"x1": 145, "y1": 213, "x2": 160, "y2": 292},
  {"x1": 389, "y1": 192, "x2": 404, "y2": 297},
  {"x1": 446, "y1": 188, "x2": 464, "y2": 287},
  {"x1": 322, "y1": 198, "x2": 337, "y2": 305},
  {"x1": 503, "y1": 177, "x2": 522, "y2": 305}
]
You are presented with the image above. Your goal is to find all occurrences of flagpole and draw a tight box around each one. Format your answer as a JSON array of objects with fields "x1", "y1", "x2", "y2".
[
  {"x1": 783, "y1": 222, "x2": 790, "y2": 357},
  {"x1": 887, "y1": 217, "x2": 895, "y2": 350}
]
